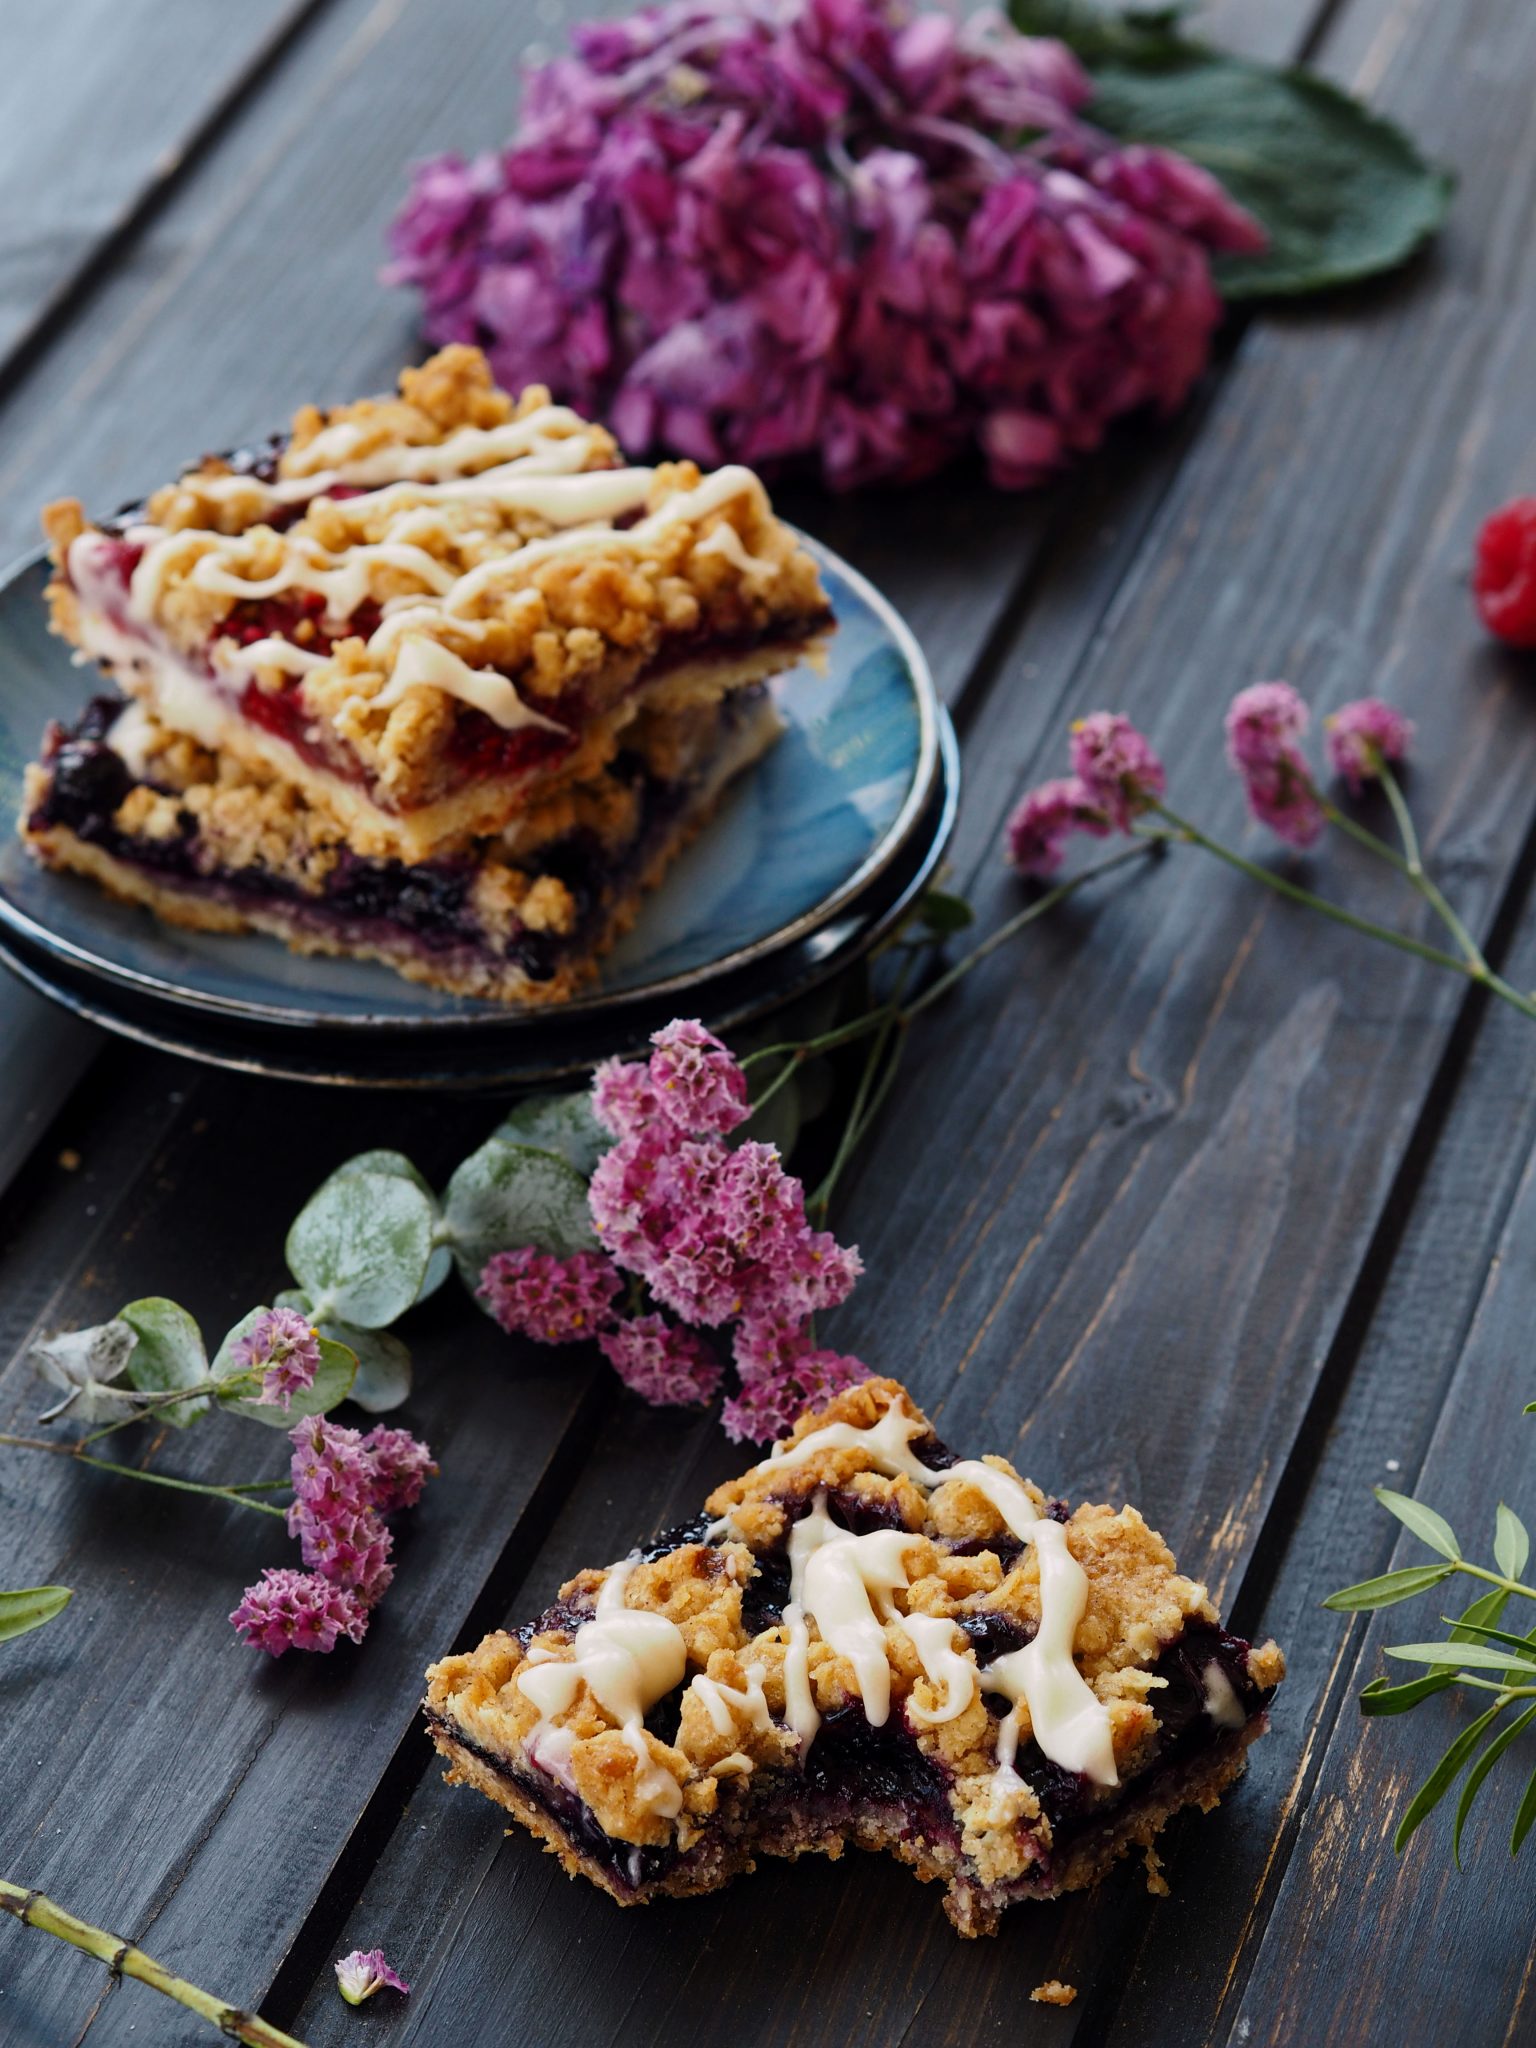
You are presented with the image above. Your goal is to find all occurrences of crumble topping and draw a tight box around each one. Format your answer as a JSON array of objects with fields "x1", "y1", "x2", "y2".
[
  {"x1": 43, "y1": 347, "x2": 830, "y2": 824},
  {"x1": 425, "y1": 1378, "x2": 1281, "y2": 1868}
]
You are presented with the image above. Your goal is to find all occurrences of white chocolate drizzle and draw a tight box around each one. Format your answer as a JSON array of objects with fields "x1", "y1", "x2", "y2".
[
  {"x1": 75, "y1": 412, "x2": 773, "y2": 744},
  {"x1": 750, "y1": 1410, "x2": 1119, "y2": 1788},
  {"x1": 690, "y1": 1662, "x2": 771, "y2": 1740},
  {"x1": 1202, "y1": 1661, "x2": 1246, "y2": 1731},
  {"x1": 516, "y1": 1557, "x2": 687, "y2": 1821}
]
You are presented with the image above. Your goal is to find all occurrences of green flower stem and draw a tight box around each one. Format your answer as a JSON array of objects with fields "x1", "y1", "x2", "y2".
[
  {"x1": 0, "y1": 1881, "x2": 307, "y2": 2047},
  {"x1": 1151, "y1": 804, "x2": 1536, "y2": 1024},
  {"x1": 0, "y1": 1433, "x2": 286, "y2": 1518},
  {"x1": 1315, "y1": 771, "x2": 1490, "y2": 977},
  {"x1": 811, "y1": 958, "x2": 916, "y2": 1223},
  {"x1": 75, "y1": 1374, "x2": 252, "y2": 1449}
]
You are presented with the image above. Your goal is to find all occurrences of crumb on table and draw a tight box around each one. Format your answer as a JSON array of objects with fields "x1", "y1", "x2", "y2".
[{"x1": 1030, "y1": 1980, "x2": 1077, "y2": 2008}]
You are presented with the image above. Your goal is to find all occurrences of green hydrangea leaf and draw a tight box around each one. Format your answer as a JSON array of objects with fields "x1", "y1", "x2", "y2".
[
  {"x1": 316, "y1": 1150, "x2": 450, "y2": 1301},
  {"x1": 443, "y1": 1138, "x2": 598, "y2": 1300},
  {"x1": 286, "y1": 1169, "x2": 435, "y2": 1328},
  {"x1": 0, "y1": 1585, "x2": 72, "y2": 1644},
  {"x1": 219, "y1": 1332, "x2": 357, "y2": 1427},
  {"x1": 1010, "y1": 1, "x2": 1452, "y2": 299},
  {"x1": 493, "y1": 1093, "x2": 609, "y2": 1178},
  {"x1": 117, "y1": 1298, "x2": 211, "y2": 1429}
]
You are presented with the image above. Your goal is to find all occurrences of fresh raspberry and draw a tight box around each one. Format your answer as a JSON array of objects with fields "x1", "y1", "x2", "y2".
[{"x1": 1473, "y1": 498, "x2": 1536, "y2": 648}]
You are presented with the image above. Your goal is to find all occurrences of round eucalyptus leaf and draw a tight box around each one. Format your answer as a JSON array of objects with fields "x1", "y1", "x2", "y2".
[
  {"x1": 118, "y1": 1298, "x2": 211, "y2": 1429},
  {"x1": 285, "y1": 1170, "x2": 435, "y2": 1329},
  {"x1": 443, "y1": 1138, "x2": 598, "y2": 1300},
  {"x1": 317, "y1": 1151, "x2": 450, "y2": 1302},
  {"x1": 220, "y1": 1335, "x2": 357, "y2": 1428},
  {"x1": 319, "y1": 1322, "x2": 413, "y2": 1412},
  {"x1": 492, "y1": 1092, "x2": 608, "y2": 1178}
]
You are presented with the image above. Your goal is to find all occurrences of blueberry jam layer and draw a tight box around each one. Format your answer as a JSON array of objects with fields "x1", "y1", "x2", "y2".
[{"x1": 29, "y1": 695, "x2": 727, "y2": 984}]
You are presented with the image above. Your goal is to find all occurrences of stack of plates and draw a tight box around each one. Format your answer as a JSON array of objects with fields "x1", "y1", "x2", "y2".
[{"x1": 0, "y1": 537, "x2": 957, "y2": 1088}]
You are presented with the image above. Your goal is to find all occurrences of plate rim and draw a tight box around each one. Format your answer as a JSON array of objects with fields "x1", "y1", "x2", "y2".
[
  {"x1": 0, "y1": 712, "x2": 959, "y2": 1088},
  {"x1": 0, "y1": 532, "x2": 941, "y2": 1032}
]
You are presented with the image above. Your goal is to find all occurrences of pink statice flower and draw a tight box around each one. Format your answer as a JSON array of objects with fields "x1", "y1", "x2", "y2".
[
  {"x1": 385, "y1": 0, "x2": 1264, "y2": 492},
  {"x1": 725, "y1": 1316, "x2": 870, "y2": 1442},
  {"x1": 1003, "y1": 776, "x2": 1109, "y2": 877},
  {"x1": 364, "y1": 1425, "x2": 438, "y2": 1512},
  {"x1": 477, "y1": 1247, "x2": 624, "y2": 1342},
  {"x1": 599, "y1": 1314, "x2": 722, "y2": 1406},
  {"x1": 647, "y1": 1019, "x2": 750, "y2": 1137},
  {"x1": 232, "y1": 1417, "x2": 435, "y2": 1656},
  {"x1": 1324, "y1": 698, "x2": 1415, "y2": 792},
  {"x1": 231, "y1": 1306, "x2": 321, "y2": 1412},
  {"x1": 229, "y1": 1568, "x2": 369, "y2": 1656},
  {"x1": 334, "y1": 1948, "x2": 410, "y2": 2005},
  {"x1": 1069, "y1": 713, "x2": 1166, "y2": 831},
  {"x1": 1224, "y1": 681, "x2": 1310, "y2": 772},
  {"x1": 1225, "y1": 683, "x2": 1327, "y2": 848},
  {"x1": 592, "y1": 1055, "x2": 662, "y2": 1141}
]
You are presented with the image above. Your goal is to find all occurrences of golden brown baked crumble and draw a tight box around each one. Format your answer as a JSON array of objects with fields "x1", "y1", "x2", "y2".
[
  {"x1": 424, "y1": 1377, "x2": 1286, "y2": 1922},
  {"x1": 41, "y1": 348, "x2": 830, "y2": 850}
]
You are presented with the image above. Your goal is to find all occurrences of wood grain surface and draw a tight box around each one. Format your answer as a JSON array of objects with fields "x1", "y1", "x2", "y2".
[{"x1": 1, "y1": 0, "x2": 1532, "y2": 2044}]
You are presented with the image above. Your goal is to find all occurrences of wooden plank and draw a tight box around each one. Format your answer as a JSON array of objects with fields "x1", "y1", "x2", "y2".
[
  {"x1": 0, "y1": 0, "x2": 327, "y2": 379},
  {"x1": 282, "y1": 0, "x2": 1536, "y2": 2036}
]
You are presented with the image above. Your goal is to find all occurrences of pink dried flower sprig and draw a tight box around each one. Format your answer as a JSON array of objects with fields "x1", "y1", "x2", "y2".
[
  {"x1": 478, "y1": 1019, "x2": 870, "y2": 1441},
  {"x1": 1004, "y1": 689, "x2": 1536, "y2": 1027},
  {"x1": 386, "y1": 0, "x2": 1264, "y2": 491},
  {"x1": 231, "y1": 1305, "x2": 323, "y2": 1412},
  {"x1": 230, "y1": 1415, "x2": 436, "y2": 1656}
]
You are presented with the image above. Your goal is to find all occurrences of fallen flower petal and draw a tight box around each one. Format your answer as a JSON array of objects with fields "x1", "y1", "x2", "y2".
[{"x1": 335, "y1": 1947, "x2": 411, "y2": 2005}]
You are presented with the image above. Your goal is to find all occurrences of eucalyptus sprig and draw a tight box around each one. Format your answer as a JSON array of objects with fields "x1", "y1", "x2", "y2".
[{"x1": 1326, "y1": 1432, "x2": 1536, "y2": 1863}]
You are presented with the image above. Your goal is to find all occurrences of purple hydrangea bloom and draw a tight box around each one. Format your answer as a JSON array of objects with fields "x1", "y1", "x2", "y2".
[{"x1": 385, "y1": 0, "x2": 1264, "y2": 490}]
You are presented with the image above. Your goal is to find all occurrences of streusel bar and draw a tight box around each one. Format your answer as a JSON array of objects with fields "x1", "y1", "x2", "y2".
[{"x1": 425, "y1": 1377, "x2": 1283, "y2": 1934}]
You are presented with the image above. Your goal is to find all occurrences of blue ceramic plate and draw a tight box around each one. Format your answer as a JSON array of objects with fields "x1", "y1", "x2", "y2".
[
  {"x1": 0, "y1": 535, "x2": 940, "y2": 1032},
  {"x1": 0, "y1": 715, "x2": 956, "y2": 1088}
]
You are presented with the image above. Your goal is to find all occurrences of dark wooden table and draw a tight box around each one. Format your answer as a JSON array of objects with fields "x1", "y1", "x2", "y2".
[{"x1": 3, "y1": 1, "x2": 1534, "y2": 2042}]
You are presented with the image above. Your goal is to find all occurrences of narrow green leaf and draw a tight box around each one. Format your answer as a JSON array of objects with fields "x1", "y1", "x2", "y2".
[
  {"x1": 1455, "y1": 1704, "x2": 1536, "y2": 1870},
  {"x1": 1436, "y1": 1617, "x2": 1536, "y2": 1661},
  {"x1": 1361, "y1": 1671, "x2": 1455, "y2": 1716},
  {"x1": 286, "y1": 1171, "x2": 435, "y2": 1328},
  {"x1": 1385, "y1": 1642, "x2": 1536, "y2": 1674},
  {"x1": 1450, "y1": 1587, "x2": 1510, "y2": 1644},
  {"x1": 219, "y1": 1334, "x2": 357, "y2": 1428},
  {"x1": 1512, "y1": 1761, "x2": 1536, "y2": 1856},
  {"x1": 117, "y1": 1298, "x2": 211, "y2": 1429},
  {"x1": 492, "y1": 1094, "x2": 609, "y2": 1179},
  {"x1": 1375, "y1": 1488, "x2": 1461, "y2": 1561},
  {"x1": 1496, "y1": 1504, "x2": 1531, "y2": 1585},
  {"x1": 1394, "y1": 1702, "x2": 1504, "y2": 1854},
  {"x1": 0, "y1": 1586, "x2": 72, "y2": 1644},
  {"x1": 443, "y1": 1139, "x2": 598, "y2": 1301},
  {"x1": 1323, "y1": 1563, "x2": 1454, "y2": 1612}
]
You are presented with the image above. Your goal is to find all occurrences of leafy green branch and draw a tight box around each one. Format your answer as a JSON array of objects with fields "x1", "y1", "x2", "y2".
[{"x1": 1326, "y1": 1449, "x2": 1536, "y2": 1862}]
